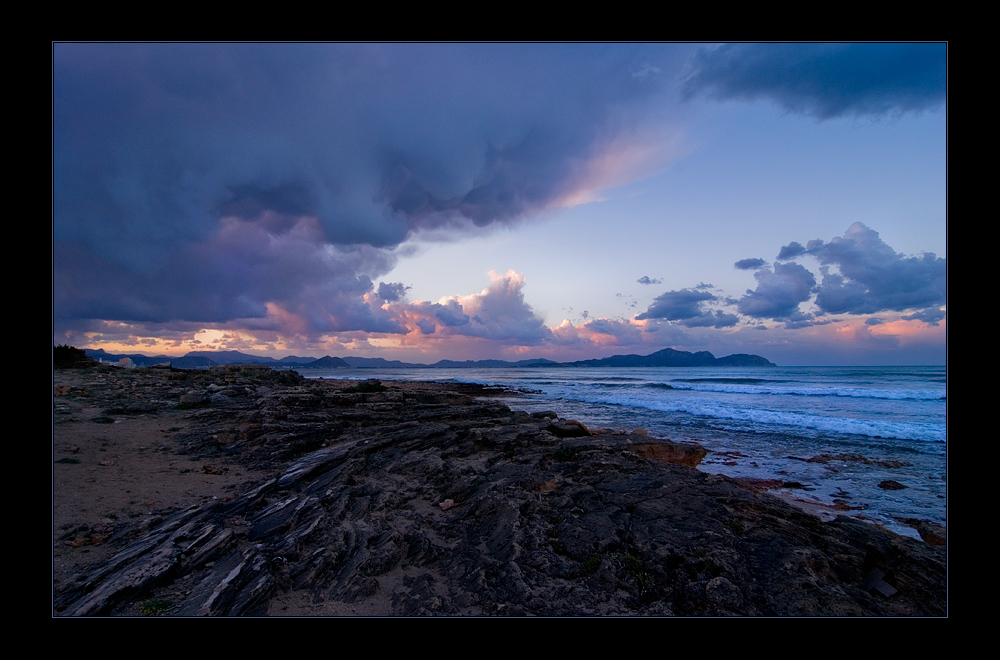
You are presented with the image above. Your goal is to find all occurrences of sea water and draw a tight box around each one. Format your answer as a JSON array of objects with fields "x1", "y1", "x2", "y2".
[{"x1": 302, "y1": 365, "x2": 946, "y2": 539}]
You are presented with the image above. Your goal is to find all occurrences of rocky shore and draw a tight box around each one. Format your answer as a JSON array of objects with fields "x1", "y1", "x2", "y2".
[{"x1": 53, "y1": 364, "x2": 946, "y2": 616}]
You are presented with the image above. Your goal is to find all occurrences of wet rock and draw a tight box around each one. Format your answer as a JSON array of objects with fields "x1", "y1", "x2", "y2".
[
  {"x1": 898, "y1": 518, "x2": 946, "y2": 546},
  {"x1": 53, "y1": 365, "x2": 947, "y2": 617},
  {"x1": 546, "y1": 419, "x2": 592, "y2": 438},
  {"x1": 633, "y1": 439, "x2": 708, "y2": 467}
]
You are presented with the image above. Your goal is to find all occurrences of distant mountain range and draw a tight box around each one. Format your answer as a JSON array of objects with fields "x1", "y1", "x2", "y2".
[{"x1": 83, "y1": 347, "x2": 775, "y2": 369}]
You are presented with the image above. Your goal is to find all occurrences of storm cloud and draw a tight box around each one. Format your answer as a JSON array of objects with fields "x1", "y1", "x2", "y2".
[
  {"x1": 54, "y1": 43, "x2": 683, "y2": 335},
  {"x1": 683, "y1": 43, "x2": 946, "y2": 119}
]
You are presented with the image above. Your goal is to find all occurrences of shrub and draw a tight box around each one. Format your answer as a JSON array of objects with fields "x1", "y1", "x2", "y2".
[
  {"x1": 342, "y1": 379, "x2": 386, "y2": 394},
  {"x1": 54, "y1": 345, "x2": 94, "y2": 369}
]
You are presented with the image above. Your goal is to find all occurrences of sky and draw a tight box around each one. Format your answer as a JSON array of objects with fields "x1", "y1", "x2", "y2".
[{"x1": 53, "y1": 43, "x2": 946, "y2": 366}]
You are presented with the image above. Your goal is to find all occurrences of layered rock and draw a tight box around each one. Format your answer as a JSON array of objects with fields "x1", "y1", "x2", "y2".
[{"x1": 53, "y1": 366, "x2": 945, "y2": 616}]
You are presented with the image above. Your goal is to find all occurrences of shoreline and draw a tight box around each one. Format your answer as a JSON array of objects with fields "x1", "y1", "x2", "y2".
[
  {"x1": 297, "y1": 366, "x2": 945, "y2": 535},
  {"x1": 54, "y1": 364, "x2": 945, "y2": 616}
]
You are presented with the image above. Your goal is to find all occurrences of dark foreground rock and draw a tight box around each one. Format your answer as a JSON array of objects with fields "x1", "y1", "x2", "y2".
[{"x1": 54, "y1": 365, "x2": 945, "y2": 616}]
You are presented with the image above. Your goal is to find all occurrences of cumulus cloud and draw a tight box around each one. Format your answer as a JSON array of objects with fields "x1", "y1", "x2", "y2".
[
  {"x1": 776, "y1": 242, "x2": 807, "y2": 260},
  {"x1": 809, "y1": 223, "x2": 946, "y2": 316},
  {"x1": 377, "y1": 282, "x2": 410, "y2": 302},
  {"x1": 456, "y1": 271, "x2": 552, "y2": 343},
  {"x1": 737, "y1": 262, "x2": 817, "y2": 319},
  {"x1": 734, "y1": 258, "x2": 766, "y2": 270},
  {"x1": 405, "y1": 299, "x2": 471, "y2": 331},
  {"x1": 54, "y1": 43, "x2": 684, "y2": 336},
  {"x1": 634, "y1": 288, "x2": 739, "y2": 328},
  {"x1": 735, "y1": 222, "x2": 946, "y2": 325},
  {"x1": 683, "y1": 43, "x2": 946, "y2": 119},
  {"x1": 400, "y1": 271, "x2": 551, "y2": 345},
  {"x1": 637, "y1": 276, "x2": 662, "y2": 285},
  {"x1": 636, "y1": 288, "x2": 716, "y2": 321}
]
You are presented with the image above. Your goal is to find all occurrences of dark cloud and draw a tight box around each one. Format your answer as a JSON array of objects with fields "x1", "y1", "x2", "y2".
[
  {"x1": 684, "y1": 43, "x2": 946, "y2": 119},
  {"x1": 54, "y1": 43, "x2": 682, "y2": 334},
  {"x1": 735, "y1": 222, "x2": 946, "y2": 323},
  {"x1": 781, "y1": 314, "x2": 821, "y2": 330},
  {"x1": 377, "y1": 282, "x2": 410, "y2": 302},
  {"x1": 809, "y1": 223, "x2": 945, "y2": 315},
  {"x1": 409, "y1": 300, "x2": 470, "y2": 328},
  {"x1": 901, "y1": 307, "x2": 947, "y2": 326},
  {"x1": 737, "y1": 262, "x2": 816, "y2": 319},
  {"x1": 734, "y1": 258, "x2": 767, "y2": 270},
  {"x1": 637, "y1": 276, "x2": 662, "y2": 285},
  {"x1": 680, "y1": 310, "x2": 740, "y2": 328},
  {"x1": 776, "y1": 242, "x2": 807, "y2": 260},
  {"x1": 55, "y1": 215, "x2": 402, "y2": 333},
  {"x1": 636, "y1": 288, "x2": 716, "y2": 321}
]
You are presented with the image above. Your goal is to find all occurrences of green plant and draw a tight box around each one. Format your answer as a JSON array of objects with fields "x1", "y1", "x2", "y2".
[
  {"x1": 724, "y1": 519, "x2": 745, "y2": 535},
  {"x1": 580, "y1": 553, "x2": 602, "y2": 576},
  {"x1": 140, "y1": 599, "x2": 172, "y2": 615},
  {"x1": 623, "y1": 554, "x2": 655, "y2": 594}
]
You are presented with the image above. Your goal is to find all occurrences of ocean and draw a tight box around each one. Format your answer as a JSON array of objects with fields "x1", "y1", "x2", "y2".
[{"x1": 300, "y1": 365, "x2": 946, "y2": 539}]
